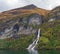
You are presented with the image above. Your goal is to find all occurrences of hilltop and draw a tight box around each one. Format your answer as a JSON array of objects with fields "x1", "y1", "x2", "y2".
[{"x1": 0, "y1": 4, "x2": 50, "y2": 21}]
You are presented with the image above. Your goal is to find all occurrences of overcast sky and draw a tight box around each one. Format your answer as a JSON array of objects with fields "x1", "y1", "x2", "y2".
[{"x1": 0, "y1": 0, "x2": 60, "y2": 12}]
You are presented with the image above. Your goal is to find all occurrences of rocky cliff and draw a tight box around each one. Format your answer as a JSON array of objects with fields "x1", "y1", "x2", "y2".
[
  {"x1": 0, "y1": 4, "x2": 47, "y2": 39},
  {"x1": 0, "y1": 13, "x2": 43, "y2": 39},
  {"x1": 0, "y1": 4, "x2": 60, "y2": 50}
]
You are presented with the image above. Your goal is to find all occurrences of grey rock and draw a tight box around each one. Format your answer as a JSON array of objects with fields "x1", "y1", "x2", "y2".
[{"x1": 0, "y1": 13, "x2": 43, "y2": 39}]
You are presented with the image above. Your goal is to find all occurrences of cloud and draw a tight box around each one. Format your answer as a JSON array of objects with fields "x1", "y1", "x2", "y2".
[
  {"x1": 0, "y1": 0, "x2": 10, "y2": 12},
  {"x1": 0, "y1": 0, "x2": 31, "y2": 12},
  {"x1": 0, "y1": 0, "x2": 60, "y2": 12},
  {"x1": 28, "y1": 0, "x2": 60, "y2": 10}
]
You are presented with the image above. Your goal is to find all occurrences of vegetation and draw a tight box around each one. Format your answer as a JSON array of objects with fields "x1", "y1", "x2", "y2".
[
  {"x1": 0, "y1": 34, "x2": 35, "y2": 50},
  {"x1": 0, "y1": 5, "x2": 60, "y2": 50},
  {"x1": 37, "y1": 20, "x2": 60, "y2": 50}
]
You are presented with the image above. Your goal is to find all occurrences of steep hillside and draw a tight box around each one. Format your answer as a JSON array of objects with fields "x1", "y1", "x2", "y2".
[
  {"x1": 0, "y1": 4, "x2": 50, "y2": 22},
  {"x1": 47, "y1": 6, "x2": 60, "y2": 21},
  {"x1": 0, "y1": 5, "x2": 60, "y2": 50},
  {"x1": 0, "y1": 4, "x2": 50, "y2": 36},
  {"x1": 37, "y1": 6, "x2": 60, "y2": 50},
  {"x1": 37, "y1": 20, "x2": 60, "y2": 50}
]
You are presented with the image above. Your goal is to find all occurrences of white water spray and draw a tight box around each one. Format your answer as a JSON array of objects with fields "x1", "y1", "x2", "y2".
[{"x1": 27, "y1": 29, "x2": 40, "y2": 54}]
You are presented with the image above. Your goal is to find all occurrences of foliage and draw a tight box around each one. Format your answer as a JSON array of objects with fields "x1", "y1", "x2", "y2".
[
  {"x1": 0, "y1": 35, "x2": 35, "y2": 50},
  {"x1": 37, "y1": 20, "x2": 60, "y2": 49}
]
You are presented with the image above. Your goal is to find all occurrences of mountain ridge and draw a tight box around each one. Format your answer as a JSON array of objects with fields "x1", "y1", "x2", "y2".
[
  {"x1": 1, "y1": 4, "x2": 50, "y2": 13},
  {"x1": 0, "y1": 4, "x2": 60, "y2": 50},
  {"x1": 0, "y1": 4, "x2": 50, "y2": 22}
]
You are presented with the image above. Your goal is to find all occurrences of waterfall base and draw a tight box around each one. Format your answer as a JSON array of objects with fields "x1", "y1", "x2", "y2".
[
  {"x1": 27, "y1": 29, "x2": 40, "y2": 54},
  {"x1": 28, "y1": 49, "x2": 38, "y2": 54}
]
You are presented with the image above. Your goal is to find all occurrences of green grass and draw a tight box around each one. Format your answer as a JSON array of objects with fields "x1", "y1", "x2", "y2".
[{"x1": 0, "y1": 34, "x2": 35, "y2": 50}]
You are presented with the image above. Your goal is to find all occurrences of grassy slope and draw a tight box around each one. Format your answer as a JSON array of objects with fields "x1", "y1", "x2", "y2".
[
  {"x1": 37, "y1": 20, "x2": 60, "y2": 49},
  {"x1": 0, "y1": 7, "x2": 50, "y2": 30},
  {"x1": 0, "y1": 20, "x2": 60, "y2": 50},
  {"x1": 0, "y1": 8, "x2": 50, "y2": 21},
  {"x1": 0, "y1": 34, "x2": 35, "y2": 50}
]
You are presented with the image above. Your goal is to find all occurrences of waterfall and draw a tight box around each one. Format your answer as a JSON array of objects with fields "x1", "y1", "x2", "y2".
[{"x1": 27, "y1": 29, "x2": 40, "y2": 50}]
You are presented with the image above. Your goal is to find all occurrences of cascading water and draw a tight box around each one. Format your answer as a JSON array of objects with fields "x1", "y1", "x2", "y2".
[{"x1": 27, "y1": 29, "x2": 40, "y2": 54}]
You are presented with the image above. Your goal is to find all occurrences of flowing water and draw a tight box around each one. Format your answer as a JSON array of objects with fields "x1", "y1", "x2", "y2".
[
  {"x1": 0, "y1": 28, "x2": 60, "y2": 54},
  {"x1": 27, "y1": 29, "x2": 40, "y2": 54}
]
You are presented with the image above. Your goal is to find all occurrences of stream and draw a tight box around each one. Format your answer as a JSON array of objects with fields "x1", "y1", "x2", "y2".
[{"x1": 27, "y1": 29, "x2": 40, "y2": 54}]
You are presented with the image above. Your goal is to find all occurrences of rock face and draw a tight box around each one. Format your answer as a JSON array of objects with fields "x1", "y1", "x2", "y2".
[
  {"x1": 0, "y1": 13, "x2": 43, "y2": 39},
  {"x1": 0, "y1": 4, "x2": 45, "y2": 39},
  {"x1": 0, "y1": 5, "x2": 60, "y2": 39},
  {"x1": 48, "y1": 6, "x2": 60, "y2": 21},
  {"x1": 28, "y1": 13, "x2": 43, "y2": 25}
]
